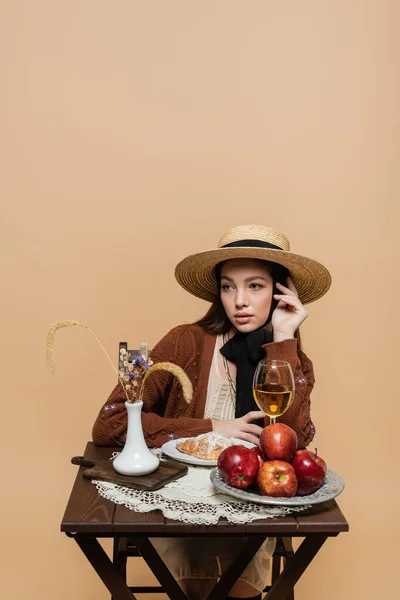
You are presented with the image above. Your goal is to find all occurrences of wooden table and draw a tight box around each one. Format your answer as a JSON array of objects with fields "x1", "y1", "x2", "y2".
[{"x1": 61, "y1": 443, "x2": 349, "y2": 600}]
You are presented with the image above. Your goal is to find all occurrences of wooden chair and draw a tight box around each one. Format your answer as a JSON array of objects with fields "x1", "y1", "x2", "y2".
[{"x1": 113, "y1": 342, "x2": 295, "y2": 599}]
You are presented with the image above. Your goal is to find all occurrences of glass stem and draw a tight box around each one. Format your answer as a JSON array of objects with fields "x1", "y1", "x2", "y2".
[{"x1": 270, "y1": 417, "x2": 276, "y2": 425}]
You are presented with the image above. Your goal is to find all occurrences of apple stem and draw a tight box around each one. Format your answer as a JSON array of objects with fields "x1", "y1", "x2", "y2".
[{"x1": 314, "y1": 448, "x2": 318, "y2": 458}]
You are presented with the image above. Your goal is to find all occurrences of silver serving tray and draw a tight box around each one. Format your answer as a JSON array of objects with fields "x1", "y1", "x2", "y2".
[{"x1": 210, "y1": 468, "x2": 344, "y2": 507}]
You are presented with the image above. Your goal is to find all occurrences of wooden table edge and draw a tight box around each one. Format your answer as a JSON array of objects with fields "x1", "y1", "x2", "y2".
[{"x1": 60, "y1": 442, "x2": 349, "y2": 537}]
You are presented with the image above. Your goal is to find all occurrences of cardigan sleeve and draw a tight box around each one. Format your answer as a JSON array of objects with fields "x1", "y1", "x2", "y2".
[
  {"x1": 262, "y1": 338, "x2": 316, "y2": 448},
  {"x1": 92, "y1": 327, "x2": 212, "y2": 448}
]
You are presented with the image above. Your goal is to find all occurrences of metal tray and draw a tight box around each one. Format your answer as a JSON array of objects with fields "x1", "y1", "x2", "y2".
[{"x1": 210, "y1": 468, "x2": 344, "y2": 507}]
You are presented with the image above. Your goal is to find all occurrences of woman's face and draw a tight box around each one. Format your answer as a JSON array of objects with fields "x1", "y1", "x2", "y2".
[{"x1": 220, "y1": 258, "x2": 274, "y2": 333}]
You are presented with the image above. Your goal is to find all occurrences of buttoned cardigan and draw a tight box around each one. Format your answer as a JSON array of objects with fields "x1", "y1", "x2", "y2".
[{"x1": 92, "y1": 323, "x2": 315, "y2": 449}]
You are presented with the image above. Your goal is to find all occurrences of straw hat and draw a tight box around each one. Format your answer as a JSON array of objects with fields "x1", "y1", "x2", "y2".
[{"x1": 174, "y1": 225, "x2": 331, "y2": 304}]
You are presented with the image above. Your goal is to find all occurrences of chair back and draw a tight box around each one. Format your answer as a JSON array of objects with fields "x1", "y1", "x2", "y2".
[{"x1": 119, "y1": 342, "x2": 141, "y2": 367}]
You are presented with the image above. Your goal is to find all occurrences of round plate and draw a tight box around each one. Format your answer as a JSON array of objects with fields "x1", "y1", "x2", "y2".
[
  {"x1": 210, "y1": 468, "x2": 344, "y2": 506},
  {"x1": 161, "y1": 438, "x2": 256, "y2": 467}
]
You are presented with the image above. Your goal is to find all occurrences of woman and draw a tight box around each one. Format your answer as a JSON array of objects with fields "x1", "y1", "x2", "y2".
[{"x1": 92, "y1": 224, "x2": 331, "y2": 600}]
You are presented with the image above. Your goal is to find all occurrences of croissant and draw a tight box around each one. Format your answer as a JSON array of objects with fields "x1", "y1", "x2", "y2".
[{"x1": 176, "y1": 432, "x2": 234, "y2": 460}]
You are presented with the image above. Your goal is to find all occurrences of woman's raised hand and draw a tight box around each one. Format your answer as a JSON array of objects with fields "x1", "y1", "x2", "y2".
[
  {"x1": 212, "y1": 411, "x2": 265, "y2": 446},
  {"x1": 271, "y1": 277, "x2": 308, "y2": 342}
]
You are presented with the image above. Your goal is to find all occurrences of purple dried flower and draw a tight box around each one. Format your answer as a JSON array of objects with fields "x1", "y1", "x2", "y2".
[{"x1": 128, "y1": 372, "x2": 135, "y2": 379}]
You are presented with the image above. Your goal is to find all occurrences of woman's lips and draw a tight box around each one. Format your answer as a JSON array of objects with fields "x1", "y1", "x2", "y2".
[{"x1": 234, "y1": 314, "x2": 253, "y2": 324}]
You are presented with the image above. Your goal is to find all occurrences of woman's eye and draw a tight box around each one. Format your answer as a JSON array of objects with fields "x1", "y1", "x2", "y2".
[
  {"x1": 221, "y1": 283, "x2": 233, "y2": 291},
  {"x1": 249, "y1": 283, "x2": 263, "y2": 290}
]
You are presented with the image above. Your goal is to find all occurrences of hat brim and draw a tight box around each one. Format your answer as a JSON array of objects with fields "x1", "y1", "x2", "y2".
[{"x1": 175, "y1": 247, "x2": 331, "y2": 304}]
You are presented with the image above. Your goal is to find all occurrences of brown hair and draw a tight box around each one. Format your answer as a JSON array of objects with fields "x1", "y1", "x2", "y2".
[{"x1": 195, "y1": 260, "x2": 303, "y2": 351}]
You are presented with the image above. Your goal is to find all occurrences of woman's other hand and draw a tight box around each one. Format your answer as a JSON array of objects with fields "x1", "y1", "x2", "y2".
[
  {"x1": 271, "y1": 277, "x2": 308, "y2": 342},
  {"x1": 212, "y1": 411, "x2": 265, "y2": 445}
]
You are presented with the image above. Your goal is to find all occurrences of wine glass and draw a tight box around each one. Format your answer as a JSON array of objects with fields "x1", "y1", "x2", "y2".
[{"x1": 252, "y1": 360, "x2": 295, "y2": 424}]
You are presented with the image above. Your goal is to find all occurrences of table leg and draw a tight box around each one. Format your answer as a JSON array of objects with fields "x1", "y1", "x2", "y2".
[
  {"x1": 73, "y1": 536, "x2": 137, "y2": 600},
  {"x1": 132, "y1": 537, "x2": 189, "y2": 600},
  {"x1": 134, "y1": 535, "x2": 267, "y2": 600},
  {"x1": 265, "y1": 534, "x2": 328, "y2": 600},
  {"x1": 206, "y1": 535, "x2": 268, "y2": 600}
]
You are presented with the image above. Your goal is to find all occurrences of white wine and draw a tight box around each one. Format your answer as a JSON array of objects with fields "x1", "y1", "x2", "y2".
[{"x1": 253, "y1": 384, "x2": 293, "y2": 417}]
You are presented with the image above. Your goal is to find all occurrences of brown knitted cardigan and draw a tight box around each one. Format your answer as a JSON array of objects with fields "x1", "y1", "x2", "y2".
[{"x1": 92, "y1": 323, "x2": 316, "y2": 449}]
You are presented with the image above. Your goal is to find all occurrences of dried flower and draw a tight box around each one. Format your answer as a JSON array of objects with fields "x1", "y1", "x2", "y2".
[{"x1": 45, "y1": 323, "x2": 193, "y2": 407}]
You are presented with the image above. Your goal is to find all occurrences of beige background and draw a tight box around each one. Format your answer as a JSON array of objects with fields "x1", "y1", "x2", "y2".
[{"x1": 1, "y1": 1, "x2": 398, "y2": 598}]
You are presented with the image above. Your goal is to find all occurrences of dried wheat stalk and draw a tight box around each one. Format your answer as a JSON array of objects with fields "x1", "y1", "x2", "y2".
[
  {"x1": 45, "y1": 320, "x2": 130, "y2": 402},
  {"x1": 45, "y1": 320, "x2": 193, "y2": 405},
  {"x1": 139, "y1": 362, "x2": 193, "y2": 403}
]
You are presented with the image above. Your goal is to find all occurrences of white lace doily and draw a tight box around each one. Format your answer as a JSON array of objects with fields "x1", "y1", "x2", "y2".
[{"x1": 92, "y1": 450, "x2": 311, "y2": 525}]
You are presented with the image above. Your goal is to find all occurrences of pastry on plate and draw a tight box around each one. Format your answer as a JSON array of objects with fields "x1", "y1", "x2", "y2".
[{"x1": 176, "y1": 432, "x2": 234, "y2": 460}]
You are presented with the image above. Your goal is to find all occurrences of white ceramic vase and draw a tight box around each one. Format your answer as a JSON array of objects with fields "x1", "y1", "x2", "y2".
[{"x1": 113, "y1": 401, "x2": 159, "y2": 476}]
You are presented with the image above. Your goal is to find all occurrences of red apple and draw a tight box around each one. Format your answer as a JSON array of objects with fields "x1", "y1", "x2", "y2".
[
  {"x1": 259, "y1": 423, "x2": 298, "y2": 462},
  {"x1": 247, "y1": 446, "x2": 264, "y2": 489},
  {"x1": 250, "y1": 446, "x2": 264, "y2": 468},
  {"x1": 256, "y1": 460, "x2": 298, "y2": 498},
  {"x1": 217, "y1": 445, "x2": 259, "y2": 489},
  {"x1": 291, "y1": 449, "x2": 327, "y2": 495}
]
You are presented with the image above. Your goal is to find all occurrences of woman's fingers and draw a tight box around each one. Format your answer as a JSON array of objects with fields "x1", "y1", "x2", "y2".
[
  {"x1": 274, "y1": 296, "x2": 299, "y2": 310},
  {"x1": 234, "y1": 432, "x2": 261, "y2": 446},
  {"x1": 242, "y1": 423, "x2": 264, "y2": 437},
  {"x1": 242, "y1": 411, "x2": 266, "y2": 422},
  {"x1": 276, "y1": 279, "x2": 299, "y2": 297},
  {"x1": 213, "y1": 412, "x2": 266, "y2": 445},
  {"x1": 274, "y1": 294, "x2": 306, "y2": 312},
  {"x1": 274, "y1": 294, "x2": 299, "y2": 303},
  {"x1": 287, "y1": 277, "x2": 299, "y2": 295},
  {"x1": 272, "y1": 277, "x2": 308, "y2": 336}
]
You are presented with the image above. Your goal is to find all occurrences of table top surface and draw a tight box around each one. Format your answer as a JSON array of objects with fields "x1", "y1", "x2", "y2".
[{"x1": 61, "y1": 442, "x2": 349, "y2": 537}]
